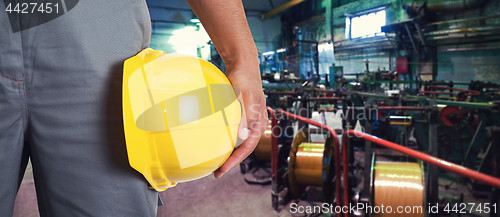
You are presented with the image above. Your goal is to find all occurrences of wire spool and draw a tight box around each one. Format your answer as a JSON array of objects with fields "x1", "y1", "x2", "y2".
[
  {"x1": 318, "y1": 106, "x2": 336, "y2": 113},
  {"x1": 253, "y1": 121, "x2": 272, "y2": 161},
  {"x1": 288, "y1": 128, "x2": 336, "y2": 202},
  {"x1": 372, "y1": 161, "x2": 424, "y2": 217},
  {"x1": 295, "y1": 142, "x2": 324, "y2": 186},
  {"x1": 388, "y1": 116, "x2": 412, "y2": 126}
]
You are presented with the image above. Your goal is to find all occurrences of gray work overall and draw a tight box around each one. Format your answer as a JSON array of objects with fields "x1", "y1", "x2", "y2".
[{"x1": 0, "y1": 1, "x2": 158, "y2": 216}]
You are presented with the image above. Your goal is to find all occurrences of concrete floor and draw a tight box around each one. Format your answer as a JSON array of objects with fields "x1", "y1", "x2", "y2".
[
  {"x1": 12, "y1": 112, "x2": 351, "y2": 217},
  {"x1": 11, "y1": 111, "x2": 490, "y2": 217},
  {"x1": 13, "y1": 159, "x2": 493, "y2": 217},
  {"x1": 157, "y1": 167, "x2": 281, "y2": 217},
  {"x1": 13, "y1": 162, "x2": 290, "y2": 217}
]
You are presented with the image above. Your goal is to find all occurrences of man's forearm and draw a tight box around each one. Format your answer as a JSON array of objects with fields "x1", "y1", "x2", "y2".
[
  {"x1": 186, "y1": 0, "x2": 267, "y2": 178},
  {"x1": 185, "y1": 0, "x2": 258, "y2": 74}
]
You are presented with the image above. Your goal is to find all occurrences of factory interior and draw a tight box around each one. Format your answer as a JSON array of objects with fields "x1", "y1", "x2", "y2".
[{"x1": 14, "y1": 0, "x2": 500, "y2": 216}]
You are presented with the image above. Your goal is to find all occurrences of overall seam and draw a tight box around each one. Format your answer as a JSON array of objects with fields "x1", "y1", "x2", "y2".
[
  {"x1": 22, "y1": 74, "x2": 28, "y2": 124},
  {"x1": 17, "y1": 81, "x2": 25, "y2": 133},
  {"x1": 0, "y1": 74, "x2": 22, "y2": 82}
]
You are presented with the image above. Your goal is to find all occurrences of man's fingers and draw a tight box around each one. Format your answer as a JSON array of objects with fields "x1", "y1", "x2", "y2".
[
  {"x1": 237, "y1": 95, "x2": 250, "y2": 142},
  {"x1": 238, "y1": 127, "x2": 251, "y2": 141},
  {"x1": 215, "y1": 104, "x2": 267, "y2": 178},
  {"x1": 214, "y1": 129, "x2": 262, "y2": 178}
]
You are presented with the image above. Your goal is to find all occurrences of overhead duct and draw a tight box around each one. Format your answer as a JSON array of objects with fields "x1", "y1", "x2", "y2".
[{"x1": 403, "y1": 0, "x2": 489, "y2": 17}]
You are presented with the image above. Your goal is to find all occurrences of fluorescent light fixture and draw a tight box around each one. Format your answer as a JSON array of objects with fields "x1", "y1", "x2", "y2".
[
  {"x1": 276, "y1": 48, "x2": 287, "y2": 53},
  {"x1": 262, "y1": 51, "x2": 275, "y2": 56}
]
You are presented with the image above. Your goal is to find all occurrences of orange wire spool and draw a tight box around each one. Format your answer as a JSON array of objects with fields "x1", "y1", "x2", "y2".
[
  {"x1": 294, "y1": 142, "x2": 324, "y2": 186},
  {"x1": 288, "y1": 128, "x2": 336, "y2": 202},
  {"x1": 253, "y1": 121, "x2": 272, "y2": 161},
  {"x1": 372, "y1": 161, "x2": 424, "y2": 217}
]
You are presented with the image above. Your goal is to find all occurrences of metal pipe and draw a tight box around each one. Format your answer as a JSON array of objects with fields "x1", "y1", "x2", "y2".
[
  {"x1": 403, "y1": 0, "x2": 488, "y2": 16},
  {"x1": 334, "y1": 41, "x2": 394, "y2": 49},
  {"x1": 266, "y1": 91, "x2": 300, "y2": 95},
  {"x1": 423, "y1": 26, "x2": 500, "y2": 37},
  {"x1": 426, "y1": 0, "x2": 488, "y2": 13},
  {"x1": 267, "y1": 107, "x2": 279, "y2": 183},
  {"x1": 333, "y1": 35, "x2": 388, "y2": 45},
  {"x1": 375, "y1": 106, "x2": 429, "y2": 111},
  {"x1": 430, "y1": 86, "x2": 480, "y2": 94},
  {"x1": 439, "y1": 45, "x2": 500, "y2": 52},
  {"x1": 419, "y1": 91, "x2": 458, "y2": 97},
  {"x1": 334, "y1": 38, "x2": 393, "y2": 48},
  {"x1": 424, "y1": 14, "x2": 500, "y2": 27},
  {"x1": 292, "y1": 97, "x2": 343, "y2": 102},
  {"x1": 334, "y1": 45, "x2": 396, "y2": 53},
  {"x1": 405, "y1": 24, "x2": 419, "y2": 55},
  {"x1": 336, "y1": 51, "x2": 392, "y2": 58},
  {"x1": 275, "y1": 109, "x2": 342, "y2": 207},
  {"x1": 307, "y1": 97, "x2": 343, "y2": 101},
  {"x1": 303, "y1": 88, "x2": 338, "y2": 93},
  {"x1": 334, "y1": 43, "x2": 395, "y2": 51},
  {"x1": 428, "y1": 36, "x2": 500, "y2": 47},
  {"x1": 426, "y1": 33, "x2": 500, "y2": 42}
]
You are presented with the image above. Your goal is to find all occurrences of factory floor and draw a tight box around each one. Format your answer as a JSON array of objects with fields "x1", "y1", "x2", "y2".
[
  {"x1": 13, "y1": 159, "x2": 492, "y2": 217},
  {"x1": 12, "y1": 111, "x2": 492, "y2": 217},
  {"x1": 13, "y1": 161, "x2": 295, "y2": 217},
  {"x1": 13, "y1": 111, "x2": 347, "y2": 217}
]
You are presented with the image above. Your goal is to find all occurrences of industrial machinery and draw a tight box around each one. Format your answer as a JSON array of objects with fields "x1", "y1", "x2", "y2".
[
  {"x1": 240, "y1": 113, "x2": 295, "y2": 184},
  {"x1": 287, "y1": 128, "x2": 337, "y2": 203},
  {"x1": 255, "y1": 11, "x2": 500, "y2": 213},
  {"x1": 257, "y1": 74, "x2": 500, "y2": 214},
  {"x1": 265, "y1": 107, "x2": 500, "y2": 216},
  {"x1": 249, "y1": 0, "x2": 500, "y2": 215}
]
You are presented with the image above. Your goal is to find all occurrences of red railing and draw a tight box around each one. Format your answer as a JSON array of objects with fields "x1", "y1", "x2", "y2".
[
  {"x1": 429, "y1": 85, "x2": 480, "y2": 94},
  {"x1": 341, "y1": 130, "x2": 500, "y2": 217}
]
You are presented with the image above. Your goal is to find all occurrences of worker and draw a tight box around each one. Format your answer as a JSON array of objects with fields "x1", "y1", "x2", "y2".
[{"x1": 0, "y1": 0, "x2": 267, "y2": 216}]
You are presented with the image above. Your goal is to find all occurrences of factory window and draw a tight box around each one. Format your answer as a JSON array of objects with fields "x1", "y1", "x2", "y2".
[{"x1": 345, "y1": 9, "x2": 386, "y2": 39}]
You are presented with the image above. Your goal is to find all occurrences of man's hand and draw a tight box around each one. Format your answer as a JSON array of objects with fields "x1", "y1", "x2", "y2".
[
  {"x1": 214, "y1": 66, "x2": 268, "y2": 178},
  {"x1": 185, "y1": 0, "x2": 268, "y2": 178}
]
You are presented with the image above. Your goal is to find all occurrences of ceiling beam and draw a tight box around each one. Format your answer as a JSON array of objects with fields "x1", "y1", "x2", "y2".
[{"x1": 262, "y1": 0, "x2": 308, "y2": 20}]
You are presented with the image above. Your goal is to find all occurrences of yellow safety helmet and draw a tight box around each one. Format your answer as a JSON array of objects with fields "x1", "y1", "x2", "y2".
[{"x1": 122, "y1": 48, "x2": 241, "y2": 191}]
